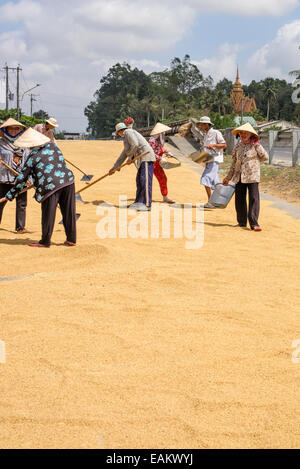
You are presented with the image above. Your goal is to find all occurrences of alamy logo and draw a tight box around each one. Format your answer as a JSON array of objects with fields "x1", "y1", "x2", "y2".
[
  {"x1": 292, "y1": 339, "x2": 300, "y2": 364},
  {"x1": 96, "y1": 196, "x2": 204, "y2": 250},
  {"x1": 0, "y1": 340, "x2": 6, "y2": 364},
  {"x1": 292, "y1": 79, "x2": 300, "y2": 104}
]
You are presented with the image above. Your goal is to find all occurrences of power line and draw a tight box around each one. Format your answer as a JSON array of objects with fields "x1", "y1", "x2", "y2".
[{"x1": 2, "y1": 64, "x2": 22, "y2": 115}]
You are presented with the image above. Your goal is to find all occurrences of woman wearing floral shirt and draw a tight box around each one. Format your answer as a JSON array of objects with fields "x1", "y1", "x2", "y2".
[
  {"x1": 0, "y1": 128, "x2": 76, "y2": 248},
  {"x1": 223, "y1": 123, "x2": 269, "y2": 232},
  {"x1": 149, "y1": 123, "x2": 175, "y2": 204}
]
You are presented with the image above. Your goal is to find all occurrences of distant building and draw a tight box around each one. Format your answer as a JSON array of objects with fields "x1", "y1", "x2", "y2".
[
  {"x1": 231, "y1": 67, "x2": 257, "y2": 113},
  {"x1": 63, "y1": 132, "x2": 81, "y2": 140}
]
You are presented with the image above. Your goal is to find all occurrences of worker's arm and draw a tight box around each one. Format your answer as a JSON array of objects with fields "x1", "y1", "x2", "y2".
[
  {"x1": 255, "y1": 143, "x2": 269, "y2": 162},
  {"x1": 0, "y1": 157, "x2": 33, "y2": 202},
  {"x1": 111, "y1": 149, "x2": 128, "y2": 171}
]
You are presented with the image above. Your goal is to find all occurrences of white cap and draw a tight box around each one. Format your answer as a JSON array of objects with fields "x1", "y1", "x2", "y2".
[
  {"x1": 115, "y1": 123, "x2": 127, "y2": 132},
  {"x1": 198, "y1": 116, "x2": 213, "y2": 126},
  {"x1": 46, "y1": 117, "x2": 58, "y2": 128}
]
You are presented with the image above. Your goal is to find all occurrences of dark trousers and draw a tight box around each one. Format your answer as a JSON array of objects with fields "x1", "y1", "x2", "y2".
[
  {"x1": 135, "y1": 162, "x2": 154, "y2": 207},
  {"x1": 40, "y1": 184, "x2": 76, "y2": 246},
  {"x1": 235, "y1": 180, "x2": 260, "y2": 228},
  {"x1": 0, "y1": 183, "x2": 27, "y2": 231}
]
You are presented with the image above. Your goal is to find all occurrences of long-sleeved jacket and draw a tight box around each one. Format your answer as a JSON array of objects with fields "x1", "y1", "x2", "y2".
[
  {"x1": 5, "y1": 142, "x2": 74, "y2": 203},
  {"x1": 34, "y1": 124, "x2": 56, "y2": 143},
  {"x1": 112, "y1": 129, "x2": 156, "y2": 170},
  {"x1": 226, "y1": 141, "x2": 269, "y2": 184},
  {"x1": 0, "y1": 138, "x2": 29, "y2": 183}
]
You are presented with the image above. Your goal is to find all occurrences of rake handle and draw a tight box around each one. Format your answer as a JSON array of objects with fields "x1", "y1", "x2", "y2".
[
  {"x1": 75, "y1": 152, "x2": 150, "y2": 195},
  {"x1": 0, "y1": 159, "x2": 19, "y2": 177},
  {"x1": 64, "y1": 158, "x2": 88, "y2": 177},
  {"x1": 0, "y1": 159, "x2": 34, "y2": 195}
]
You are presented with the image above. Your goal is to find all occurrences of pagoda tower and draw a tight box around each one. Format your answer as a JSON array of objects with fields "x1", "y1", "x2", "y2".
[{"x1": 231, "y1": 66, "x2": 257, "y2": 113}]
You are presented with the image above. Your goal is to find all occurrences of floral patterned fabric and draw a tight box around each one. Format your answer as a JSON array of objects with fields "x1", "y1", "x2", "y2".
[
  {"x1": 5, "y1": 143, "x2": 74, "y2": 203},
  {"x1": 226, "y1": 141, "x2": 269, "y2": 184},
  {"x1": 149, "y1": 136, "x2": 169, "y2": 160}
]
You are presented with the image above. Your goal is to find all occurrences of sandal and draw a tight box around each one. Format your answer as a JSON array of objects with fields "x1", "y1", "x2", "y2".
[
  {"x1": 64, "y1": 241, "x2": 76, "y2": 246},
  {"x1": 28, "y1": 243, "x2": 49, "y2": 248},
  {"x1": 16, "y1": 229, "x2": 34, "y2": 234}
]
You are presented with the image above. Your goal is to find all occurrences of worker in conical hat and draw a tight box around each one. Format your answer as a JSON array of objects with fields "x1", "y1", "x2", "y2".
[
  {"x1": 0, "y1": 128, "x2": 76, "y2": 247},
  {"x1": 149, "y1": 122, "x2": 175, "y2": 204},
  {"x1": 0, "y1": 118, "x2": 32, "y2": 234},
  {"x1": 223, "y1": 123, "x2": 269, "y2": 231}
]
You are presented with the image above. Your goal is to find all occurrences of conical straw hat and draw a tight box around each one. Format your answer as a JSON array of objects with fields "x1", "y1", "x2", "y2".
[
  {"x1": 232, "y1": 122, "x2": 258, "y2": 137},
  {"x1": 0, "y1": 118, "x2": 26, "y2": 129},
  {"x1": 150, "y1": 123, "x2": 172, "y2": 136},
  {"x1": 14, "y1": 128, "x2": 50, "y2": 148}
]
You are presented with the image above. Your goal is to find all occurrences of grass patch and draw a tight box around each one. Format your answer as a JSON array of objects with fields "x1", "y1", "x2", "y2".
[{"x1": 220, "y1": 156, "x2": 300, "y2": 205}]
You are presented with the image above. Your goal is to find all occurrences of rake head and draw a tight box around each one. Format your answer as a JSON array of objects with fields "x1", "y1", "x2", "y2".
[
  {"x1": 59, "y1": 213, "x2": 81, "y2": 225},
  {"x1": 75, "y1": 193, "x2": 84, "y2": 203},
  {"x1": 81, "y1": 174, "x2": 94, "y2": 182}
]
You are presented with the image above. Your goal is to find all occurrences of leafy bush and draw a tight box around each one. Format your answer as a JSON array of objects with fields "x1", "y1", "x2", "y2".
[{"x1": 0, "y1": 109, "x2": 44, "y2": 127}]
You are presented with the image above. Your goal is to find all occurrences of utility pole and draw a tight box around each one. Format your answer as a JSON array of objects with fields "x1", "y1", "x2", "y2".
[
  {"x1": 2, "y1": 64, "x2": 22, "y2": 115},
  {"x1": 30, "y1": 94, "x2": 38, "y2": 116},
  {"x1": 5, "y1": 64, "x2": 9, "y2": 111},
  {"x1": 3, "y1": 64, "x2": 18, "y2": 112},
  {"x1": 17, "y1": 65, "x2": 22, "y2": 120},
  {"x1": 241, "y1": 97, "x2": 246, "y2": 125}
]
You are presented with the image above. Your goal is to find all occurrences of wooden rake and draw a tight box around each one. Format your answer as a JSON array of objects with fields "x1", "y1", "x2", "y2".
[{"x1": 74, "y1": 151, "x2": 150, "y2": 202}]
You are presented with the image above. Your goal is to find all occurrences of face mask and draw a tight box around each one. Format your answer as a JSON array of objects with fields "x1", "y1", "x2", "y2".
[{"x1": 2, "y1": 128, "x2": 25, "y2": 143}]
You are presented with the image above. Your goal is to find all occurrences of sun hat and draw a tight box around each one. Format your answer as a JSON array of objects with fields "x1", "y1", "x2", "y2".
[
  {"x1": 46, "y1": 117, "x2": 58, "y2": 128},
  {"x1": 197, "y1": 116, "x2": 213, "y2": 126},
  {"x1": 0, "y1": 118, "x2": 26, "y2": 129},
  {"x1": 232, "y1": 123, "x2": 258, "y2": 137},
  {"x1": 14, "y1": 128, "x2": 50, "y2": 148},
  {"x1": 115, "y1": 123, "x2": 127, "y2": 132},
  {"x1": 150, "y1": 123, "x2": 172, "y2": 136}
]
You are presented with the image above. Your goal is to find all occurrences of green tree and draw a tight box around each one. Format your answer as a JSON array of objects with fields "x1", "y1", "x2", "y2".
[
  {"x1": 169, "y1": 55, "x2": 204, "y2": 95},
  {"x1": 33, "y1": 109, "x2": 49, "y2": 120},
  {"x1": 262, "y1": 79, "x2": 277, "y2": 121},
  {"x1": 0, "y1": 109, "x2": 43, "y2": 127}
]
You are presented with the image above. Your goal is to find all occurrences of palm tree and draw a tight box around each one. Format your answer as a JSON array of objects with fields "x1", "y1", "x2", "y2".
[
  {"x1": 261, "y1": 80, "x2": 277, "y2": 121},
  {"x1": 289, "y1": 45, "x2": 300, "y2": 79},
  {"x1": 289, "y1": 70, "x2": 300, "y2": 79}
]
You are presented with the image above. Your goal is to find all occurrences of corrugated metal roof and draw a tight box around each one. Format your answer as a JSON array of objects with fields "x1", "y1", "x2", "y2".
[{"x1": 234, "y1": 116, "x2": 257, "y2": 127}]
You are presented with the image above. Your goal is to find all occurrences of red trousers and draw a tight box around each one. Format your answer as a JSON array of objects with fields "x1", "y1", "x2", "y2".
[{"x1": 154, "y1": 160, "x2": 168, "y2": 196}]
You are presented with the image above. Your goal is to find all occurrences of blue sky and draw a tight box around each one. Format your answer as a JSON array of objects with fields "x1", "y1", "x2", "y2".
[
  {"x1": 0, "y1": 0, "x2": 299, "y2": 131},
  {"x1": 174, "y1": 10, "x2": 300, "y2": 61}
]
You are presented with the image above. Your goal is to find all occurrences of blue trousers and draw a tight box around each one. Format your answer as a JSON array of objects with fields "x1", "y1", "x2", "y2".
[{"x1": 135, "y1": 162, "x2": 154, "y2": 207}]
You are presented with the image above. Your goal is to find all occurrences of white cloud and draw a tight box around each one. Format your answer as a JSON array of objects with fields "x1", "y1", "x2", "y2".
[
  {"x1": 246, "y1": 20, "x2": 300, "y2": 80},
  {"x1": 188, "y1": 0, "x2": 300, "y2": 16},
  {"x1": 193, "y1": 44, "x2": 241, "y2": 82},
  {"x1": 0, "y1": 0, "x2": 299, "y2": 131},
  {"x1": 0, "y1": 31, "x2": 27, "y2": 58},
  {"x1": 0, "y1": 0, "x2": 42, "y2": 22}
]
